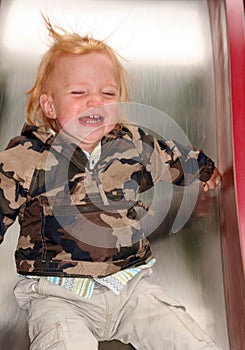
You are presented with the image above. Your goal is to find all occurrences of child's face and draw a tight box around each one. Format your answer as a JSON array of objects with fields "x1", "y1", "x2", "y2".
[{"x1": 40, "y1": 51, "x2": 120, "y2": 152}]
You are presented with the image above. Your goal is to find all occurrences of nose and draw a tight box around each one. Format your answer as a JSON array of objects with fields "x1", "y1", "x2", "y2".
[{"x1": 86, "y1": 93, "x2": 104, "y2": 108}]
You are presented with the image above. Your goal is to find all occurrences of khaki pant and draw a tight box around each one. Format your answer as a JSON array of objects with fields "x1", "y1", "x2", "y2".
[{"x1": 14, "y1": 271, "x2": 223, "y2": 350}]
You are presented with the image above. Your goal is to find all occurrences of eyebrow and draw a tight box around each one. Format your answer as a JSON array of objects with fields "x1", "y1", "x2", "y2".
[{"x1": 64, "y1": 82, "x2": 119, "y2": 89}]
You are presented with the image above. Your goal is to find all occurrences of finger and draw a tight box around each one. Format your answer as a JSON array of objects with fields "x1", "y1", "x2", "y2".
[
  {"x1": 215, "y1": 176, "x2": 221, "y2": 186},
  {"x1": 203, "y1": 182, "x2": 209, "y2": 192}
]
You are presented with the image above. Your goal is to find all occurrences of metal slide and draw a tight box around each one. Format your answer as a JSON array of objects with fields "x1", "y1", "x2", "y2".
[{"x1": 0, "y1": 1, "x2": 244, "y2": 349}]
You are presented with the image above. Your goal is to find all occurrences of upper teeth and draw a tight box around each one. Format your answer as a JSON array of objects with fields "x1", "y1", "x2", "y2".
[{"x1": 86, "y1": 115, "x2": 101, "y2": 124}]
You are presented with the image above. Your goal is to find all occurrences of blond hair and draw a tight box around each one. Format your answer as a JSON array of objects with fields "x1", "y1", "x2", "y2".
[{"x1": 26, "y1": 15, "x2": 130, "y2": 131}]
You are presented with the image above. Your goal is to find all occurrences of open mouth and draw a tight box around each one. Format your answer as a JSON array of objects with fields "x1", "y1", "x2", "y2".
[{"x1": 78, "y1": 115, "x2": 104, "y2": 126}]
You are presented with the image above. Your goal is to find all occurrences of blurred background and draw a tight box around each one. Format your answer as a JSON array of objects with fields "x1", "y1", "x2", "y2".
[{"x1": 1, "y1": 0, "x2": 242, "y2": 349}]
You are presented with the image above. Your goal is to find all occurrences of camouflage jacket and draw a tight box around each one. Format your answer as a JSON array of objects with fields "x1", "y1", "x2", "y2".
[{"x1": 0, "y1": 123, "x2": 215, "y2": 278}]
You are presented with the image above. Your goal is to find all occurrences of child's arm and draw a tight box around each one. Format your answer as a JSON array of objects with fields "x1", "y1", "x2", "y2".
[
  {"x1": 135, "y1": 128, "x2": 221, "y2": 190},
  {"x1": 0, "y1": 141, "x2": 32, "y2": 244},
  {"x1": 126, "y1": 124, "x2": 221, "y2": 191},
  {"x1": 0, "y1": 167, "x2": 26, "y2": 244}
]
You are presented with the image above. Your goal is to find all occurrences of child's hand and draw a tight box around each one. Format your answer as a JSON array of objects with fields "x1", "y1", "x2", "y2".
[{"x1": 202, "y1": 167, "x2": 222, "y2": 192}]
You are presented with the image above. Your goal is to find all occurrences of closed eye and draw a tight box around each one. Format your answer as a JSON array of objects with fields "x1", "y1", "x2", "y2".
[
  {"x1": 71, "y1": 91, "x2": 87, "y2": 95},
  {"x1": 102, "y1": 92, "x2": 116, "y2": 96},
  {"x1": 101, "y1": 90, "x2": 119, "y2": 97}
]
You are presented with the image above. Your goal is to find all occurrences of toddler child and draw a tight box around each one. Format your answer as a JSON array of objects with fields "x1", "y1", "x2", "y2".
[{"x1": 0, "y1": 16, "x2": 222, "y2": 350}]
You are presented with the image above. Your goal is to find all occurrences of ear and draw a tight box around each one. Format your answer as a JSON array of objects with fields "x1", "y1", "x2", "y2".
[{"x1": 40, "y1": 94, "x2": 56, "y2": 119}]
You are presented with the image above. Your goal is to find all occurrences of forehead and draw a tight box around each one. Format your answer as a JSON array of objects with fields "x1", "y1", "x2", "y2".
[
  {"x1": 46, "y1": 51, "x2": 120, "y2": 91},
  {"x1": 56, "y1": 51, "x2": 117, "y2": 74}
]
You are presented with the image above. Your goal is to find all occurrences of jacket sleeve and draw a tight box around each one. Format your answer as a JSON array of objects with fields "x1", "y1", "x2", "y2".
[
  {"x1": 156, "y1": 138, "x2": 215, "y2": 185},
  {"x1": 0, "y1": 141, "x2": 34, "y2": 244},
  {"x1": 139, "y1": 130, "x2": 215, "y2": 187},
  {"x1": 0, "y1": 168, "x2": 27, "y2": 244}
]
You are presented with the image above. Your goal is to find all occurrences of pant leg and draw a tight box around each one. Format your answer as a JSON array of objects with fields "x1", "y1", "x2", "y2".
[
  {"x1": 113, "y1": 276, "x2": 224, "y2": 350},
  {"x1": 14, "y1": 278, "x2": 98, "y2": 350}
]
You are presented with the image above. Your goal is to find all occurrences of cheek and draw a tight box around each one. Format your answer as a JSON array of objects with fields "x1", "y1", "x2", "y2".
[
  {"x1": 55, "y1": 99, "x2": 82, "y2": 120},
  {"x1": 56, "y1": 113, "x2": 69, "y2": 127},
  {"x1": 56, "y1": 107, "x2": 80, "y2": 127},
  {"x1": 56, "y1": 114, "x2": 79, "y2": 132},
  {"x1": 104, "y1": 102, "x2": 119, "y2": 119}
]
